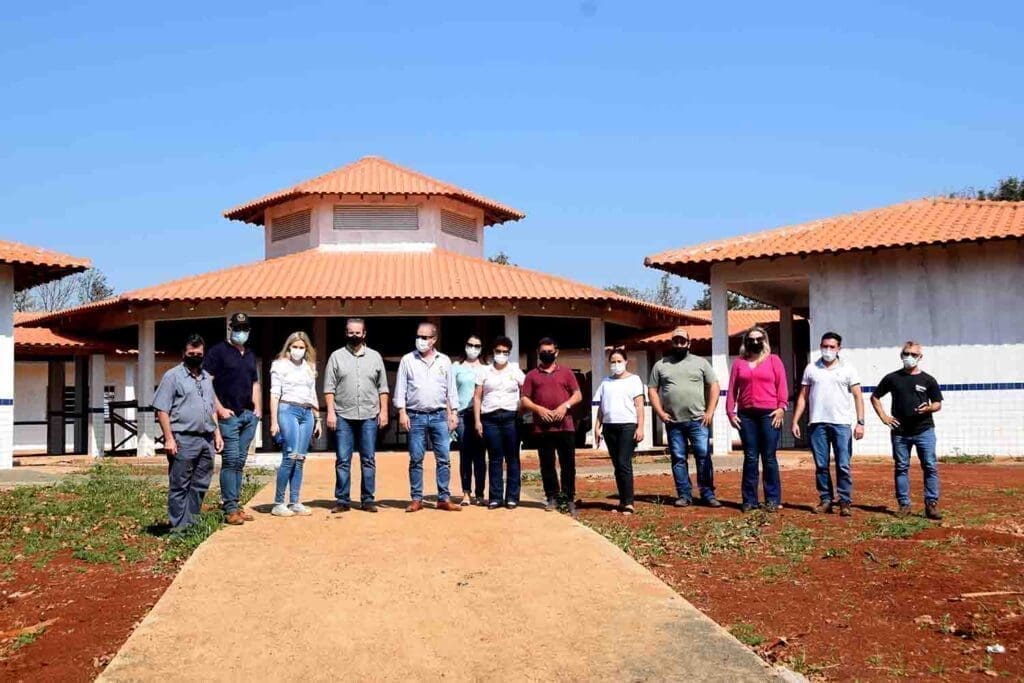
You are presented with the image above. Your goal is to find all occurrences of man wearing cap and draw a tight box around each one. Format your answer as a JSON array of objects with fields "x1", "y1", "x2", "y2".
[
  {"x1": 203, "y1": 312, "x2": 261, "y2": 525},
  {"x1": 648, "y1": 327, "x2": 721, "y2": 507}
]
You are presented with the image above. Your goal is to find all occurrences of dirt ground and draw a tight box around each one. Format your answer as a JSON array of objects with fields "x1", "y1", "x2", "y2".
[{"x1": 576, "y1": 462, "x2": 1024, "y2": 681}]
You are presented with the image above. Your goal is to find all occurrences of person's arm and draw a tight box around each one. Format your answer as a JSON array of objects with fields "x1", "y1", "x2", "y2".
[
  {"x1": 152, "y1": 374, "x2": 177, "y2": 455},
  {"x1": 593, "y1": 381, "x2": 605, "y2": 446},
  {"x1": 649, "y1": 386, "x2": 669, "y2": 424},
  {"x1": 633, "y1": 379, "x2": 645, "y2": 443},
  {"x1": 704, "y1": 381, "x2": 720, "y2": 427},
  {"x1": 473, "y1": 384, "x2": 484, "y2": 437},
  {"x1": 726, "y1": 362, "x2": 741, "y2": 428},
  {"x1": 917, "y1": 378, "x2": 943, "y2": 414},
  {"x1": 203, "y1": 348, "x2": 234, "y2": 420},
  {"x1": 376, "y1": 355, "x2": 390, "y2": 429},
  {"x1": 446, "y1": 360, "x2": 459, "y2": 431},
  {"x1": 323, "y1": 353, "x2": 339, "y2": 431},
  {"x1": 870, "y1": 378, "x2": 898, "y2": 428},
  {"x1": 519, "y1": 373, "x2": 549, "y2": 420},
  {"x1": 851, "y1": 385, "x2": 865, "y2": 439},
  {"x1": 395, "y1": 357, "x2": 410, "y2": 431},
  {"x1": 157, "y1": 410, "x2": 176, "y2": 456},
  {"x1": 252, "y1": 381, "x2": 262, "y2": 420},
  {"x1": 550, "y1": 372, "x2": 582, "y2": 422},
  {"x1": 269, "y1": 362, "x2": 282, "y2": 437},
  {"x1": 792, "y1": 385, "x2": 809, "y2": 439},
  {"x1": 770, "y1": 355, "x2": 788, "y2": 429},
  {"x1": 212, "y1": 406, "x2": 223, "y2": 453}
]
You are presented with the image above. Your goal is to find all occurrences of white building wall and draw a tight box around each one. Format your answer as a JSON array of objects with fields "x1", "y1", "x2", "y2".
[
  {"x1": 0, "y1": 266, "x2": 13, "y2": 469},
  {"x1": 808, "y1": 242, "x2": 1024, "y2": 456}
]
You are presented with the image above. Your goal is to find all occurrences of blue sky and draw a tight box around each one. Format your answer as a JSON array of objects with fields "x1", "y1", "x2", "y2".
[{"x1": 2, "y1": 1, "x2": 1022, "y2": 306}]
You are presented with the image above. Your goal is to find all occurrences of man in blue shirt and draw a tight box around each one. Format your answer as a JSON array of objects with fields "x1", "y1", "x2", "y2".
[{"x1": 203, "y1": 312, "x2": 261, "y2": 525}]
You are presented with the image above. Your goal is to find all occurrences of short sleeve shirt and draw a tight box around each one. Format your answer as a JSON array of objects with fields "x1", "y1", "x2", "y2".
[
  {"x1": 873, "y1": 369, "x2": 943, "y2": 436},
  {"x1": 454, "y1": 361, "x2": 487, "y2": 411},
  {"x1": 323, "y1": 346, "x2": 389, "y2": 420},
  {"x1": 648, "y1": 354, "x2": 718, "y2": 422},
  {"x1": 522, "y1": 365, "x2": 580, "y2": 434},
  {"x1": 594, "y1": 374, "x2": 645, "y2": 425},
  {"x1": 801, "y1": 358, "x2": 860, "y2": 425},
  {"x1": 152, "y1": 365, "x2": 216, "y2": 434},
  {"x1": 202, "y1": 340, "x2": 259, "y2": 414},
  {"x1": 477, "y1": 364, "x2": 525, "y2": 414}
]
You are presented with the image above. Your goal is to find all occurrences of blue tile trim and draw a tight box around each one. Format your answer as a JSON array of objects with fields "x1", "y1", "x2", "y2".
[
  {"x1": 0, "y1": 398, "x2": 12, "y2": 406},
  {"x1": 861, "y1": 382, "x2": 1023, "y2": 393}
]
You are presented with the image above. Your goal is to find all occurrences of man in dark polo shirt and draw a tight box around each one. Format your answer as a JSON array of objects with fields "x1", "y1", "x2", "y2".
[
  {"x1": 521, "y1": 337, "x2": 583, "y2": 517},
  {"x1": 203, "y1": 312, "x2": 261, "y2": 525}
]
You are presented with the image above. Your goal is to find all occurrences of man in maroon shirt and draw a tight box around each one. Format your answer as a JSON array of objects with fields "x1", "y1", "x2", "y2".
[{"x1": 521, "y1": 337, "x2": 584, "y2": 517}]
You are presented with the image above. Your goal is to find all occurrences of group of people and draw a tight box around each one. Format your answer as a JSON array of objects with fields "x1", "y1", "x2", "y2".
[{"x1": 152, "y1": 312, "x2": 945, "y2": 532}]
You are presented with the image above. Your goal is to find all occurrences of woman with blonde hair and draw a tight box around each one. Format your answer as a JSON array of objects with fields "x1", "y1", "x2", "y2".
[
  {"x1": 726, "y1": 325, "x2": 789, "y2": 512},
  {"x1": 270, "y1": 331, "x2": 321, "y2": 517}
]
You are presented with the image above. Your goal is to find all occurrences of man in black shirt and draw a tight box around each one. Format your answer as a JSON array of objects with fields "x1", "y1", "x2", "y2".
[{"x1": 870, "y1": 341, "x2": 943, "y2": 520}]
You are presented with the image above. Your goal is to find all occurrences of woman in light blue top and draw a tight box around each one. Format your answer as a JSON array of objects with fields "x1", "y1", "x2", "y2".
[{"x1": 454, "y1": 335, "x2": 488, "y2": 505}]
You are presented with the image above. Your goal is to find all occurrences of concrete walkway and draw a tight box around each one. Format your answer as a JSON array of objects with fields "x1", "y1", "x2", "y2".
[{"x1": 101, "y1": 454, "x2": 777, "y2": 682}]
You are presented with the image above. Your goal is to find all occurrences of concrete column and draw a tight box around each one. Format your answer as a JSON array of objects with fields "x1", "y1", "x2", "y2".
[
  {"x1": 779, "y1": 304, "x2": 795, "y2": 448},
  {"x1": 312, "y1": 317, "x2": 328, "y2": 451},
  {"x1": 88, "y1": 353, "x2": 106, "y2": 457},
  {"x1": 589, "y1": 318, "x2": 605, "y2": 448},
  {"x1": 136, "y1": 320, "x2": 156, "y2": 456},
  {"x1": 0, "y1": 266, "x2": 13, "y2": 469},
  {"x1": 710, "y1": 271, "x2": 731, "y2": 455},
  {"x1": 123, "y1": 363, "x2": 136, "y2": 450},
  {"x1": 503, "y1": 313, "x2": 520, "y2": 365},
  {"x1": 46, "y1": 360, "x2": 66, "y2": 455}
]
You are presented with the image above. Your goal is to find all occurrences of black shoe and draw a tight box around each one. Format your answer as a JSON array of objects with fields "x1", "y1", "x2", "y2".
[
  {"x1": 895, "y1": 504, "x2": 912, "y2": 518},
  {"x1": 925, "y1": 502, "x2": 943, "y2": 521},
  {"x1": 839, "y1": 503, "x2": 853, "y2": 517},
  {"x1": 762, "y1": 502, "x2": 780, "y2": 513},
  {"x1": 702, "y1": 496, "x2": 723, "y2": 508},
  {"x1": 362, "y1": 502, "x2": 378, "y2": 513},
  {"x1": 488, "y1": 501, "x2": 501, "y2": 510},
  {"x1": 813, "y1": 501, "x2": 833, "y2": 515},
  {"x1": 741, "y1": 503, "x2": 757, "y2": 513},
  {"x1": 506, "y1": 501, "x2": 518, "y2": 510},
  {"x1": 331, "y1": 503, "x2": 351, "y2": 514},
  {"x1": 673, "y1": 497, "x2": 692, "y2": 508}
]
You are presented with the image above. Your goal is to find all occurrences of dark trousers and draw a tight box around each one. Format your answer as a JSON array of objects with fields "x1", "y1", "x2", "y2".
[
  {"x1": 536, "y1": 430, "x2": 576, "y2": 500},
  {"x1": 602, "y1": 423, "x2": 636, "y2": 507},
  {"x1": 738, "y1": 408, "x2": 782, "y2": 506},
  {"x1": 167, "y1": 433, "x2": 215, "y2": 529},
  {"x1": 457, "y1": 409, "x2": 487, "y2": 497},
  {"x1": 482, "y1": 409, "x2": 520, "y2": 503}
]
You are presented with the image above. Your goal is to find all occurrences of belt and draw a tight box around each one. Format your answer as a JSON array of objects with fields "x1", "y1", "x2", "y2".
[
  {"x1": 174, "y1": 430, "x2": 214, "y2": 438},
  {"x1": 406, "y1": 408, "x2": 446, "y2": 415}
]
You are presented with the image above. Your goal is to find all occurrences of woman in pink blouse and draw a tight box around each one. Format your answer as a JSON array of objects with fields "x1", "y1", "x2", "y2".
[{"x1": 726, "y1": 326, "x2": 789, "y2": 512}]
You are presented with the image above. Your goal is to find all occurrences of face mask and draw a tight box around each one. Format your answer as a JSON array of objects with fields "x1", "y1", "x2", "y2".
[
  {"x1": 610, "y1": 362, "x2": 626, "y2": 376},
  {"x1": 901, "y1": 354, "x2": 918, "y2": 370},
  {"x1": 465, "y1": 346, "x2": 481, "y2": 361},
  {"x1": 230, "y1": 329, "x2": 250, "y2": 345},
  {"x1": 289, "y1": 347, "x2": 306, "y2": 361},
  {"x1": 746, "y1": 339, "x2": 763, "y2": 354},
  {"x1": 538, "y1": 350, "x2": 557, "y2": 365},
  {"x1": 821, "y1": 349, "x2": 838, "y2": 363},
  {"x1": 493, "y1": 352, "x2": 510, "y2": 366},
  {"x1": 671, "y1": 347, "x2": 689, "y2": 359},
  {"x1": 346, "y1": 335, "x2": 363, "y2": 348},
  {"x1": 183, "y1": 355, "x2": 204, "y2": 370},
  {"x1": 415, "y1": 338, "x2": 432, "y2": 354}
]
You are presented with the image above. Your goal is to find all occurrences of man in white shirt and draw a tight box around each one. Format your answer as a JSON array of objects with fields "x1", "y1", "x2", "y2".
[{"x1": 792, "y1": 331, "x2": 865, "y2": 516}]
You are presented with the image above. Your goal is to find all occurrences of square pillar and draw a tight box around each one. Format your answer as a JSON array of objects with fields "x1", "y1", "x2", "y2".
[
  {"x1": 503, "y1": 313, "x2": 520, "y2": 365},
  {"x1": 710, "y1": 271, "x2": 732, "y2": 455},
  {"x1": 136, "y1": 320, "x2": 156, "y2": 456},
  {"x1": 778, "y1": 304, "x2": 795, "y2": 448},
  {"x1": 73, "y1": 356, "x2": 89, "y2": 454},
  {"x1": 46, "y1": 360, "x2": 66, "y2": 455},
  {"x1": 312, "y1": 317, "x2": 328, "y2": 451},
  {"x1": 88, "y1": 354, "x2": 106, "y2": 457},
  {"x1": 0, "y1": 265, "x2": 13, "y2": 469},
  {"x1": 589, "y1": 318, "x2": 605, "y2": 448}
]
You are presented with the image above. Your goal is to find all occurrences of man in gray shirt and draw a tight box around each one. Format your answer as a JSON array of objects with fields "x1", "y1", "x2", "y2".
[
  {"x1": 648, "y1": 327, "x2": 721, "y2": 508},
  {"x1": 153, "y1": 334, "x2": 223, "y2": 530},
  {"x1": 324, "y1": 318, "x2": 390, "y2": 513}
]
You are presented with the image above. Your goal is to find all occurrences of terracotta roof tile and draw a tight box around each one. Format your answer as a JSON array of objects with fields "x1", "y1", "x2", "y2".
[
  {"x1": 629, "y1": 310, "x2": 796, "y2": 346},
  {"x1": 14, "y1": 313, "x2": 120, "y2": 355},
  {"x1": 224, "y1": 157, "x2": 525, "y2": 226},
  {"x1": 645, "y1": 198, "x2": 1024, "y2": 281},
  {"x1": 0, "y1": 239, "x2": 91, "y2": 290}
]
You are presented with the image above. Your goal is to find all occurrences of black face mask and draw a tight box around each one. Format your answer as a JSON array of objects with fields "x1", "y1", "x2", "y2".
[
  {"x1": 671, "y1": 347, "x2": 689, "y2": 359},
  {"x1": 538, "y1": 351, "x2": 557, "y2": 365},
  {"x1": 346, "y1": 335, "x2": 364, "y2": 347},
  {"x1": 184, "y1": 355, "x2": 204, "y2": 370},
  {"x1": 746, "y1": 340, "x2": 764, "y2": 353}
]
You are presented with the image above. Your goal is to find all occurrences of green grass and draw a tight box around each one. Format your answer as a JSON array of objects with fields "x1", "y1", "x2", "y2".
[
  {"x1": 587, "y1": 521, "x2": 666, "y2": 563},
  {"x1": 822, "y1": 546, "x2": 851, "y2": 559},
  {"x1": 520, "y1": 470, "x2": 543, "y2": 483},
  {"x1": 12, "y1": 628, "x2": 45, "y2": 650},
  {"x1": 728, "y1": 622, "x2": 766, "y2": 647},
  {"x1": 775, "y1": 524, "x2": 813, "y2": 559},
  {"x1": 938, "y1": 454, "x2": 994, "y2": 464},
  {"x1": 859, "y1": 514, "x2": 932, "y2": 540},
  {"x1": 694, "y1": 512, "x2": 771, "y2": 557},
  {"x1": 759, "y1": 563, "x2": 792, "y2": 580}
]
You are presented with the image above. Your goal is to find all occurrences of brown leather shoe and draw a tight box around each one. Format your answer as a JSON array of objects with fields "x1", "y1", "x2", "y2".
[
  {"x1": 239, "y1": 509, "x2": 255, "y2": 522},
  {"x1": 436, "y1": 500, "x2": 462, "y2": 512},
  {"x1": 405, "y1": 500, "x2": 424, "y2": 513},
  {"x1": 225, "y1": 511, "x2": 245, "y2": 525}
]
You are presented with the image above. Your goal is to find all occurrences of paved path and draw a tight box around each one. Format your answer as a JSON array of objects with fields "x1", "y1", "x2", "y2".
[{"x1": 101, "y1": 454, "x2": 777, "y2": 682}]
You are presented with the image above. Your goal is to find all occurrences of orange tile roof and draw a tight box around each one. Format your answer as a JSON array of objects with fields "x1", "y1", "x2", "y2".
[
  {"x1": 645, "y1": 198, "x2": 1024, "y2": 281},
  {"x1": 224, "y1": 156, "x2": 526, "y2": 227},
  {"x1": 629, "y1": 309, "x2": 794, "y2": 346},
  {"x1": 0, "y1": 239, "x2": 91, "y2": 290},
  {"x1": 14, "y1": 313, "x2": 120, "y2": 355}
]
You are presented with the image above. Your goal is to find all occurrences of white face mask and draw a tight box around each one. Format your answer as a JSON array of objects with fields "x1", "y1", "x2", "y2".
[
  {"x1": 230, "y1": 329, "x2": 249, "y2": 345},
  {"x1": 289, "y1": 347, "x2": 305, "y2": 362},
  {"x1": 610, "y1": 362, "x2": 626, "y2": 376},
  {"x1": 465, "y1": 346, "x2": 481, "y2": 361},
  {"x1": 902, "y1": 354, "x2": 918, "y2": 370},
  {"x1": 821, "y1": 348, "x2": 838, "y2": 363},
  {"x1": 415, "y1": 338, "x2": 432, "y2": 354},
  {"x1": 493, "y1": 352, "x2": 510, "y2": 366}
]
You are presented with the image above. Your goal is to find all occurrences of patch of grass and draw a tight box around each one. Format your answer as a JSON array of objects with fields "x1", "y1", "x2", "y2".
[
  {"x1": 13, "y1": 628, "x2": 45, "y2": 650},
  {"x1": 822, "y1": 546, "x2": 850, "y2": 559},
  {"x1": 927, "y1": 661, "x2": 947, "y2": 676},
  {"x1": 938, "y1": 454, "x2": 994, "y2": 464},
  {"x1": 940, "y1": 613, "x2": 955, "y2": 634},
  {"x1": 995, "y1": 487, "x2": 1022, "y2": 496},
  {"x1": 520, "y1": 470, "x2": 543, "y2": 483},
  {"x1": 785, "y1": 648, "x2": 831, "y2": 676},
  {"x1": 859, "y1": 514, "x2": 932, "y2": 540},
  {"x1": 775, "y1": 524, "x2": 813, "y2": 559},
  {"x1": 728, "y1": 622, "x2": 765, "y2": 647},
  {"x1": 866, "y1": 654, "x2": 884, "y2": 667},
  {"x1": 585, "y1": 521, "x2": 666, "y2": 564},
  {"x1": 759, "y1": 563, "x2": 791, "y2": 580},
  {"x1": 695, "y1": 512, "x2": 770, "y2": 557}
]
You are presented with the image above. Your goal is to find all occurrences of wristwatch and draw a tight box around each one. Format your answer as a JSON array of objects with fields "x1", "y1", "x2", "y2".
[{"x1": 856, "y1": 419, "x2": 865, "y2": 426}]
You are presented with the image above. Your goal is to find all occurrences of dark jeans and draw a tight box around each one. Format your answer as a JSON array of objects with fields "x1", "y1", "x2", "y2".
[
  {"x1": 891, "y1": 428, "x2": 939, "y2": 505},
  {"x1": 536, "y1": 430, "x2": 576, "y2": 501},
  {"x1": 167, "y1": 433, "x2": 215, "y2": 529},
  {"x1": 218, "y1": 410, "x2": 259, "y2": 513},
  {"x1": 482, "y1": 410, "x2": 520, "y2": 503},
  {"x1": 737, "y1": 408, "x2": 782, "y2": 507},
  {"x1": 457, "y1": 409, "x2": 486, "y2": 497},
  {"x1": 666, "y1": 419, "x2": 715, "y2": 500},
  {"x1": 809, "y1": 422, "x2": 853, "y2": 504},
  {"x1": 602, "y1": 423, "x2": 636, "y2": 507},
  {"x1": 334, "y1": 417, "x2": 378, "y2": 504}
]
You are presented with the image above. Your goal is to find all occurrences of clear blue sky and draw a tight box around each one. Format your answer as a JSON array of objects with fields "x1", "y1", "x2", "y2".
[{"x1": 3, "y1": 1, "x2": 1022, "y2": 306}]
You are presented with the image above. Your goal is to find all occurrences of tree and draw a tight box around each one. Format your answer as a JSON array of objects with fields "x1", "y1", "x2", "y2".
[
  {"x1": 76, "y1": 268, "x2": 114, "y2": 303},
  {"x1": 948, "y1": 176, "x2": 1024, "y2": 201},
  {"x1": 605, "y1": 284, "x2": 645, "y2": 299},
  {"x1": 487, "y1": 251, "x2": 514, "y2": 266},
  {"x1": 16, "y1": 268, "x2": 115, "y2": 312},
  {"x1": 605, "y1": 273, "x2": 686, "y2": 310},
  {"x1": 13, "y1": 290, "x2": 36, "y2": 312},
  {"x1": 691, "y1": 286, "x2": 772, "y2": 311}
]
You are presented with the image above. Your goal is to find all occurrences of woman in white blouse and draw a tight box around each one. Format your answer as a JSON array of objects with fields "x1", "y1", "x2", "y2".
[
  {"x1": 473, "y1": 336, "x2": 526, "y2": 509},
  {"x1": 594, "y1": 348, "x2": 645, "y2": 515},
  {"x1": 269, "y1": 332, "x2": 322, "y2": 517}
]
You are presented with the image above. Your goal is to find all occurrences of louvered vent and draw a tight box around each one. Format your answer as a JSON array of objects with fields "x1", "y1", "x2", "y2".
[
  {"x1": 270, "y1": 209, "x2": 312, "y2": 242},
  {"x1": 333, "y1": 205, "x2": 418, "y2": 231},
  {"x1": 440, "y1": 209, "x2": 478, "y2": 242}
]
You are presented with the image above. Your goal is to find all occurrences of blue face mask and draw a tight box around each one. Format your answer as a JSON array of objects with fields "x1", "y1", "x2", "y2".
[{"x1": 230, "y1": 329, "x2": 250, "y2": 345}]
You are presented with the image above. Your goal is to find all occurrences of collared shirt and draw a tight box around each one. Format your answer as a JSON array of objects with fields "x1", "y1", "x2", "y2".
[
  {"x1": 152, "y1": 364, "x2": 216, "y2": 434},
  {"x1": 801, "y1": 358, "x2": 860, "y2": 425},
  {"x1": 476, "y1": 363, "x2": 525, "y2": 414},
  {"x1": 202, "y1": 340, "x2": 258, "y2": 414},
  {"x1": 521, "y1": 364, "x2": 580, "y2": 434},
  {"x1": 270, "y1": 358, "x2": 318, "y2": 408},
  {"x1": 323, "y1": 345, "x2": 389, "y2": 420},
  {"x1": 394, "y1": 350, "x2": 458, "y2": 412},
  {"x1": 454, "y1": 361, "x2": 487, "y2": 411}
]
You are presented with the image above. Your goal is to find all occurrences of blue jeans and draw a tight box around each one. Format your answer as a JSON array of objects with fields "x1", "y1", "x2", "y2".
[
  {"x1": 808, "y1": 423, "x2": 853, "y2": 504},
  {"x1": 408, "y1": 410, "x2": 452, "y2": 502},
  {"x1": 457, "y1": 410, "x2": 487, "y2": 497},
  {"x1": 335, "y1": 417, "x2": 378, "y2": 504},
  {"x1": 274, "y1": 403, "x2": 314, "y2": 505},
  {"x1": 167, "y1": 433, "x2": 215, "y2": 529},
  {"x1": 482, "y1": 410, "x2": 520, "y2": 503},
  {"x1": 666, "y1": 420, "x2": 715, "y2": 500},
  {"x1": 219, "y1": 409, "x2": 259, "y2": 513},
  {"x1": 738, "y1": 409, "x2": 782, "y2": 507},
  {"x1": 891, "y1": 428, "x2": 940, "y2": 505}
]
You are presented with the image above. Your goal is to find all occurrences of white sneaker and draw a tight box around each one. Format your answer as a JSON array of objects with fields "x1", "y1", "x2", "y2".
[
  {"x1": 271, "y1": 503, "x2": 295, "y2": 517},
  {"x1": 288, "y1": 503, "x2": 312, "y2": 516}
]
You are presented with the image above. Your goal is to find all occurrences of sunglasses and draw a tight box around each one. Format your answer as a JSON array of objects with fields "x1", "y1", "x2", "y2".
[
  {"x1": 901, "y1": 351, "x2": 921, "y2": 359},
  {"x1": 416, "y1": 335, "x2": 435, "y2": 341},
  {"x1": 466, "y1": 343, "x2": 482, "y2": 349}
]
